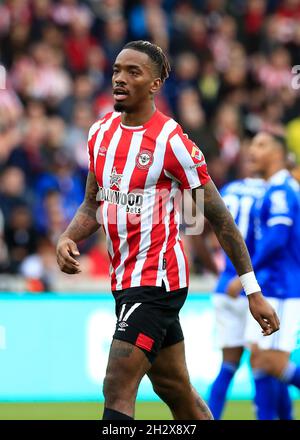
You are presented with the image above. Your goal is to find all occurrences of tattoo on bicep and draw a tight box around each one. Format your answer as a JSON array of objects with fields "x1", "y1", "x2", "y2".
[
  {"x1": 62, "y1": 172, "x2": 100, "y2": 240},
  {"x1": 84, "y1": 172, "x2": 99, "y2": 208}
]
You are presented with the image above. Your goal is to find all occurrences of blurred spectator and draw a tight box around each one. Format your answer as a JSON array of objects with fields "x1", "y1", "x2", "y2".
[
  {"x1": 64, "y1": 7, "x2": 97, "y2": 73},
  {"x1": 5, "y1": 205, "x2": 37, "y2": 273},
  {"x1": 177, "y1": 87, "x2": 219, "y2": 161},
  {"x1": 0, "y1": 0, "x2": 299, "y2": 285},
  {"x1": 102, "y1": 15, "x2": 127, "y2": 64},
  {"x1": 214, "y1": 103, "x2": 242, "y2": 166},
  {"x1": 0, "y1": 209, "x2": 9, "y2": 272},
  {"x1": 20, "y1": 236, "x2": 59, "y2": 291},
  {"x1": 0, "y1": 167, "x2": 32, "y2": 221}
]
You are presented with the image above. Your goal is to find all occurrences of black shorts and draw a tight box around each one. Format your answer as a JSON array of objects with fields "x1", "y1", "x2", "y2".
[{"x1": 112, "y1": 283, "x2": 188, "y2": 363}]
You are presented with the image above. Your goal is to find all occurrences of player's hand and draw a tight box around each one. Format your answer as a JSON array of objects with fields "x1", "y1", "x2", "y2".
[
  {"x1": 56, "y1": 236, "x2": 81, "y2": 274},
  {"x1": 226, "y1": 277, "x2": 242, "y2": 298},
  {"x1": 248, "y1": 292, "x2": 280, "y2": 336}
]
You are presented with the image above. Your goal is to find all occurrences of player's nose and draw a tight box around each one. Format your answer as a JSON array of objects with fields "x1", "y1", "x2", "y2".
[{"x1": 114, "y1": 71, "x2": 127, "y2": 85}]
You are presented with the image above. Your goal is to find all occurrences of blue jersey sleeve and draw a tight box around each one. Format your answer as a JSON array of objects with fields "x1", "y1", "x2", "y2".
[{"x1": 252, "y1": 187, "x2": 295, "y2": 271}]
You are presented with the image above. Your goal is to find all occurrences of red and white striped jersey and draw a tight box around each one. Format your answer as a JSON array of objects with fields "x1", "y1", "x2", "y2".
[{"x1": 87, "y1": 110, "x2": 210, "y2": 292}]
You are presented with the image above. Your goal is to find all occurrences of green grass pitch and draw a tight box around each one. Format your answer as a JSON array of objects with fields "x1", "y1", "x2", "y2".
[{"x1": 0, "y1": 401, "x2": 299, "y2": 420}]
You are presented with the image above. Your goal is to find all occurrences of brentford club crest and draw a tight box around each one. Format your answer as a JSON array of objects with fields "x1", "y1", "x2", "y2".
[
  {"x1": 110, "y1": 166, "x2": 123, "y2": 189},
  {"x1": 136, "y1": 150, "x2": 154, "y2": 170}
]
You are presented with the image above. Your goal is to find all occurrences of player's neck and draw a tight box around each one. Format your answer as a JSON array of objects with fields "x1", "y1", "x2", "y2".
[
  {"x1": 264, "y1": 164, "x2": 285, "y2": 180},
  {"x1": 121, "y1": 103, "x2": 156, "y2": 127}
]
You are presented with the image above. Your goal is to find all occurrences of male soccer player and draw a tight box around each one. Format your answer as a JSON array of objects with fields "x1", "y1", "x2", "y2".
[
  {"x1": 56, "y1": 41, "x2": 279, "y2": 420},
  {"x1": 209, "y1": 175, "x2": 292, "y2": 419},
  {"x1": 228, "y1": 132, "x2": 300, "y2": 419}
]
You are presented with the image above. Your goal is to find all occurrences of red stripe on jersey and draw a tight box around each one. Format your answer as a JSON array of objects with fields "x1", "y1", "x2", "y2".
[
  {"x1": 101, "y1": 127, "x2": 133, "y2": 290},
  {"x1": 87, "y1": 112, "x2": 118, "y2": 173},
  {"x1": 165, "y1": 126, "x2": 210, "y2": 190},
  {"x1": 165, "y1": 245, "x2": 180, "y2": 290},
  {"x1": 140, "y1": 177, "x2": 172, "y2": 286},
  {"x1": 95, "y1": 116, "x2": 121, "y2": 187},
  {"x1": 121, "y1": 118, "x2": 169, "y2": 289}
]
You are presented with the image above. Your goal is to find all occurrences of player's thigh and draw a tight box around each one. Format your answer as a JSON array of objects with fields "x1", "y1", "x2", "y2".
[
  {"x1": 113, "y1": 287, "x2": 187, "y2": 364},
  {"x1": 147, "y1": 340, "x2": 191, "y2": 396},
  {"x1": 104, "y1": 339, "x2": 151, "y2": 394},
  {"x1": 213, "y1": 293, "x2": 248, "y2": 349}
]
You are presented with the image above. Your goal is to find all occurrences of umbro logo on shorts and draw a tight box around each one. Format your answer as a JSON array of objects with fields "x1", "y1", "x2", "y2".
[{"x1": 117, "y1": 321, "x2": 129, "y2": 332}]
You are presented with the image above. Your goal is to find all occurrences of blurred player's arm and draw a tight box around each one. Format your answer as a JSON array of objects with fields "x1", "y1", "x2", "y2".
[
  {"x1": 193, "y1": 180, "x2": 280, "y2": 335},
  {"x1": 228, "y1": 188, "x2": 293, "y2": 295},
  {"x1": 56, "y1": 171, "x2": 100, "y2": 274},
  {"x1": 226, "y1": 223, "x2": 290, "y2": 298},
  {"x1": 252, "y1": 188, "x2": 293, "y2": 271}
]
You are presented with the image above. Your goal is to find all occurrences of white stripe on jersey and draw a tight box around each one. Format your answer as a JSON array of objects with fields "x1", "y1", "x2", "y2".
[
  {"x1": 115, "y1": 130, "x2": 145, "y2": 289},
  {"x1": 174, "y1": 241, "x2": 187, "y2": 288},
  {"x1": 102, "y1": 125, "x2": 123, "y2": 265},
  {"x1": 267, "y1": 216, "x2": 293, "y2": 227},
  {"x1": 158, "y1": 180, "x2": 177, "y2": 287},
  {"x1": 169, "y1": 133, "x2": 202, "y2": 189},
  {"x1": 102, "y1": 202, "x2": 114, "y2": 261},
  {"x1": 130, "y1": 119, "x2": 177, "y2": 287},
  {"x1": 93, "y1": 112, "x2": 120, "y2": 171}
]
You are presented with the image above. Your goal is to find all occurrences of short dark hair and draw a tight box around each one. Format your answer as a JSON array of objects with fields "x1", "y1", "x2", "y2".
[
  {"x1": 123, "y1": 40, "x2": 171, "y2": 83},
  {"x1": 271, "y1": 133, "x2": 288, "y2": 157}
]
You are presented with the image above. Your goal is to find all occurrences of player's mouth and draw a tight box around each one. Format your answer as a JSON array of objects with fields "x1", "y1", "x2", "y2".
[{"x1": 113, "y1": 87, "x2": 129, "y2": 101}]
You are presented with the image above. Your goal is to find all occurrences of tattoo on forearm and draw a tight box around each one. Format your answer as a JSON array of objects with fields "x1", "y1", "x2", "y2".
[
  {"x1": 62, "y1": 172, "x2": 100, "y2": 242},
  {"x1": 198, "y1": 181, "x2": 253, "y2": 275}
]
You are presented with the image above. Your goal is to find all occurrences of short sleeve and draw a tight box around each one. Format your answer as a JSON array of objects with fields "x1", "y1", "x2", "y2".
[
  {"x1": 266, "y1": 188, "x2": 294, "y2": 227},
  {"x1": 87, "y1": 138, "x2": 94, "y2": 172},
  {"x1": 87, "y1": 121, "x2": 101, "y2": 173},
  {"x1": 164, "y1": 127, "x2": 210, "y2": 190}
]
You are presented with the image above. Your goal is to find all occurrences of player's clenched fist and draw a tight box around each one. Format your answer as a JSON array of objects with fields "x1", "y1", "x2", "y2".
[{"x1": 56, "y1": 237, "x2": 81, "y2": 274}]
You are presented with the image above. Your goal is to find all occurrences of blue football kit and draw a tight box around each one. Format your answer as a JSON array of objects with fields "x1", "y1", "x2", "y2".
[{"x1": 215, "y1": 178, "x2": 265, "y2": 294}]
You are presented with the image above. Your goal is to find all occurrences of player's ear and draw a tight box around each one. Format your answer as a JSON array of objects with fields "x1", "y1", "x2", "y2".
[{"x1": 150, "y1": 78, "x2": 162, "y2": 94}]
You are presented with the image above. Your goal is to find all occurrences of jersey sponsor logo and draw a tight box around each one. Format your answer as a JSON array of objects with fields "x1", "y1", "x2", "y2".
[
  {"x1": 191, "y1": 145, "x2": 203, "y2": 161},
  {"x1": 189, "y1": 160, "x2": 206, "y2": 170},
  {"x1": 98, "y1": 146, "x2": 107, "y2": 156},
  {"x1": 110, "y1": 166, "x2": 123, "y2": 190},
  {"x1": 98, "y1": 187, "x2": 144, "y2": 214},
  {"x1": 136, "y1": 150, "x2": 154, "y2": 170}
]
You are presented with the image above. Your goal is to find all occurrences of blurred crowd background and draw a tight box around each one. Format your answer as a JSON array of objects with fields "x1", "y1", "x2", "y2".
[{"x1": 0, "y1": 0, "x2": 300, "y2": 292}]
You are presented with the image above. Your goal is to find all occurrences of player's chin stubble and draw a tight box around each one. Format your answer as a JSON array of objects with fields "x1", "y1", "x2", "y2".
[{"x1": 114, "y1": 102, "x2": 127, "y2": 112}]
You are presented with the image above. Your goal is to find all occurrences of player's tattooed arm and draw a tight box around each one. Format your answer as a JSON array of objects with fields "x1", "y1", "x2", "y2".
[
  {"x1": 61, "y1": 171, "x2": 100, "y2": 243},
  {"x1": 56, "y1": 172, "x2": 100, "y2": 274},
  {"x1": 193, "y1": 180, "x2": 253, "y2": 275}
]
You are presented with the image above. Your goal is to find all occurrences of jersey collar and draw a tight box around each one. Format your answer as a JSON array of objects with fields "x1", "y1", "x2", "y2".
[{"x1": 267, "y1": 169, "x2": 289, "y2": 185}]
